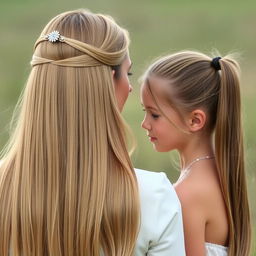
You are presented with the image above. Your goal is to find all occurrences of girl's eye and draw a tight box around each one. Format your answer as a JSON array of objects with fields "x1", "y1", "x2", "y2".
[
  {"x1": 141, "y1": 108, "x2": 159, "y2": 119},
  {"x1": 151, "y1": 113, "x2": 159, "y2": 119},
  {"x1": 128, "y1": 72, "x2": 133, "y2": 76}
]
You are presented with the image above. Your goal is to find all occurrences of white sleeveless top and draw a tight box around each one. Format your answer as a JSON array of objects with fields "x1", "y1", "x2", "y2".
[{"x1": 205, "y1": 242, "x2": 228, "y2": 256}]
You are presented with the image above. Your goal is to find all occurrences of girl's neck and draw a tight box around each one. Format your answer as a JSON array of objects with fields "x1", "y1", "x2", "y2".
[{"x1": 179, "y1": 133, "x2": 214, "y2": 170}]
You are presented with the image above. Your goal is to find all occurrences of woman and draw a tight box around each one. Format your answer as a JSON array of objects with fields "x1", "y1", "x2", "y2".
[{"x1": 0, "y1": 9, "x2": 185, "y2": 256}]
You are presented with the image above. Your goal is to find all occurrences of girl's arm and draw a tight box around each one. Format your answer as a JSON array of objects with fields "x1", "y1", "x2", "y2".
[{"x1": 175, "y1": 182, "x2": 207, "y2": 256}]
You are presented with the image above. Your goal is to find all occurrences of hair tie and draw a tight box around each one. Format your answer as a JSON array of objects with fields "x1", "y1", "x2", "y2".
[{"x1": 211, "y1": 57, "x2": 221, "y2": 71}]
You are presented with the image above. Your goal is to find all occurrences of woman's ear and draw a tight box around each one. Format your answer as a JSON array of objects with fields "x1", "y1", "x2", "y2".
[
  {"x1": 187, "y1": 109, "x2": 206, "y2": 132},
  {"x1": 112, "y1": 69, "x2": 116, "y2": 79},
  {"x1": 112, "y1": 69, "x2": 118, "y2": 90}
]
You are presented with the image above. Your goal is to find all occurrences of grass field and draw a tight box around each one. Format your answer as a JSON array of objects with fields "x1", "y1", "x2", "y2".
[{"x1": 0, "y1": 0, "x2": 255, "y2": 253}]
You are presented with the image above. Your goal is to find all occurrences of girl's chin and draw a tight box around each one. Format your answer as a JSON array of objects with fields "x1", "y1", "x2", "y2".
[{"x1": 153, "y1": 145, "x2": 170, "y2": 153}]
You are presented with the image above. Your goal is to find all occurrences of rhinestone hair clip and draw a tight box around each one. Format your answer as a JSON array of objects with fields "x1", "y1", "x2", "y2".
[{"x1": 43, "y1": 31, "x2": 64, "y2": 43}]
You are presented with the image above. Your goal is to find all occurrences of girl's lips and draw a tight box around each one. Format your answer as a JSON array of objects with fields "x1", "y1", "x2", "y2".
[{"x1": 149, "y1": 136, "x2": 157, "y2": 142}]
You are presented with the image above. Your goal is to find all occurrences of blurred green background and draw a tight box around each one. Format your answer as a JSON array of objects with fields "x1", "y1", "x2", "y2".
[{"x1": 0, "y1": 0, "x2": 255, "y2": 253}]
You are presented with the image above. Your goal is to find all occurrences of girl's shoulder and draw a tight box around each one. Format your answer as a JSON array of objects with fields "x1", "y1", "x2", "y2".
[
  {"x1": 174, "y1": 167, "x2": 227, "y2": 229},
  {"x1": 174, "y1": 166, "x2": 220, "y2": 206},
  {"x1": 174, "y1": 176, "x2": 206, "y2": 205}
]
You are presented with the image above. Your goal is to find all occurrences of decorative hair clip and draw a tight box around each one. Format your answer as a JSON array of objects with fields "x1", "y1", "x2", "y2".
[{"x1": 44, "y1": 31, "x2": 64, "y2": 43}]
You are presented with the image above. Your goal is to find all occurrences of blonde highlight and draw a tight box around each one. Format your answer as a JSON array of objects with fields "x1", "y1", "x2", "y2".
[{"x1": 0, "y1": 9, "x2": 139, "y2": 256}]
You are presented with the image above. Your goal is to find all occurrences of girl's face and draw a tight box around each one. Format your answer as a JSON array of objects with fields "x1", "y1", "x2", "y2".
[
  {"x1": 113, "y1": 54, "x2": 133, "y2": 111},
  {"x1": 141, "y1": 77, "x2": 188, "y2": 152}
]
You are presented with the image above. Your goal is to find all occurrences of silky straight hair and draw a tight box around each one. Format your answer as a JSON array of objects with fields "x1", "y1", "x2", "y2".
[
  {"x1": 0, "y1": 9, "x2": 139, "y2": 256},
  {"x1": 143, "y1": 51, "x2": 251, "y2": 256}
]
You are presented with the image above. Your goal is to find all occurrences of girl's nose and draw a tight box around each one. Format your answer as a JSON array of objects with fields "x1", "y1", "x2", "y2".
[{"x1": 141, "y1": 117, "x2": 151, "y2": 130}]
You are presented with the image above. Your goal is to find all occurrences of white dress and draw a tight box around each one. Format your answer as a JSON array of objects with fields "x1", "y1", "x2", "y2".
[
  {"x1": 134, "y1": 168, "x2": 186, "y2": 256},
  {"x1": 205, "y1": 242, "x2": 228, "y2": 256}
]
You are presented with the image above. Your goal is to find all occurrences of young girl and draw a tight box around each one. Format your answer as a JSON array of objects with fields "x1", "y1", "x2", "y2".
[{"x1": 141, "y1": 51, "x2": 251, "y2": 256}]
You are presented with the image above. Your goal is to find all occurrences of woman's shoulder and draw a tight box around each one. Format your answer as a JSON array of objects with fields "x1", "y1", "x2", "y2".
[
  {"x1": 134, "y1": 169, "x2": 185, "y2": 255},
  {"x1": 135, "y1": 168, "x2": 170, "y2": 185},
  {"x1": 135, "y1": 168, "x2": 174, "y2": 191},
  {"x1": 134, "y1": 168, "x2": 181, "y2": 211}
]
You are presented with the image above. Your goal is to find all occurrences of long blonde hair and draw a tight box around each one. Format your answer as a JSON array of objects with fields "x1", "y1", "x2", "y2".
[
  {"x1": 0, "y1": 9, "x2": 139, "y2": 256},
  {"x1": 143, "y1": 51, "x2": 251, "y2": 256}
]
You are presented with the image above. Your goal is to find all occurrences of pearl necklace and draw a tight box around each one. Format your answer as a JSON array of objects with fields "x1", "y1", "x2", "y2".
[{"x1": 177, "y1": 155, "x2": 214, "y2": 183}]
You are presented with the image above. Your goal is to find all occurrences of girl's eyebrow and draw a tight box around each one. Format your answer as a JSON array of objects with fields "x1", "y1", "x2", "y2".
[
  {"x1": 147, "y1": 106, "x2": 159, "y2": 111},
  {"x1": 141, "y1": 103, "x2": 159, "y2": 112}
]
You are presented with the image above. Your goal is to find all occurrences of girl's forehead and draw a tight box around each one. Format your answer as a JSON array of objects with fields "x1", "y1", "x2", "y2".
[
  {"x1": 141, "y1": 81, "x2": 169, "y2": 110},
  {"x1": 141, "y1": 76, "x2": 175, "y2": 104},
  {"x1": 147, "y1": 76, "x2": 175, "y2": 96}
]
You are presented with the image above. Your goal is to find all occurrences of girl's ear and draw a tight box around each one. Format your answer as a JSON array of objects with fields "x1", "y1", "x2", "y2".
[{"x1": 187, "y1": 109, "x2": 206, "y2": 132}]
